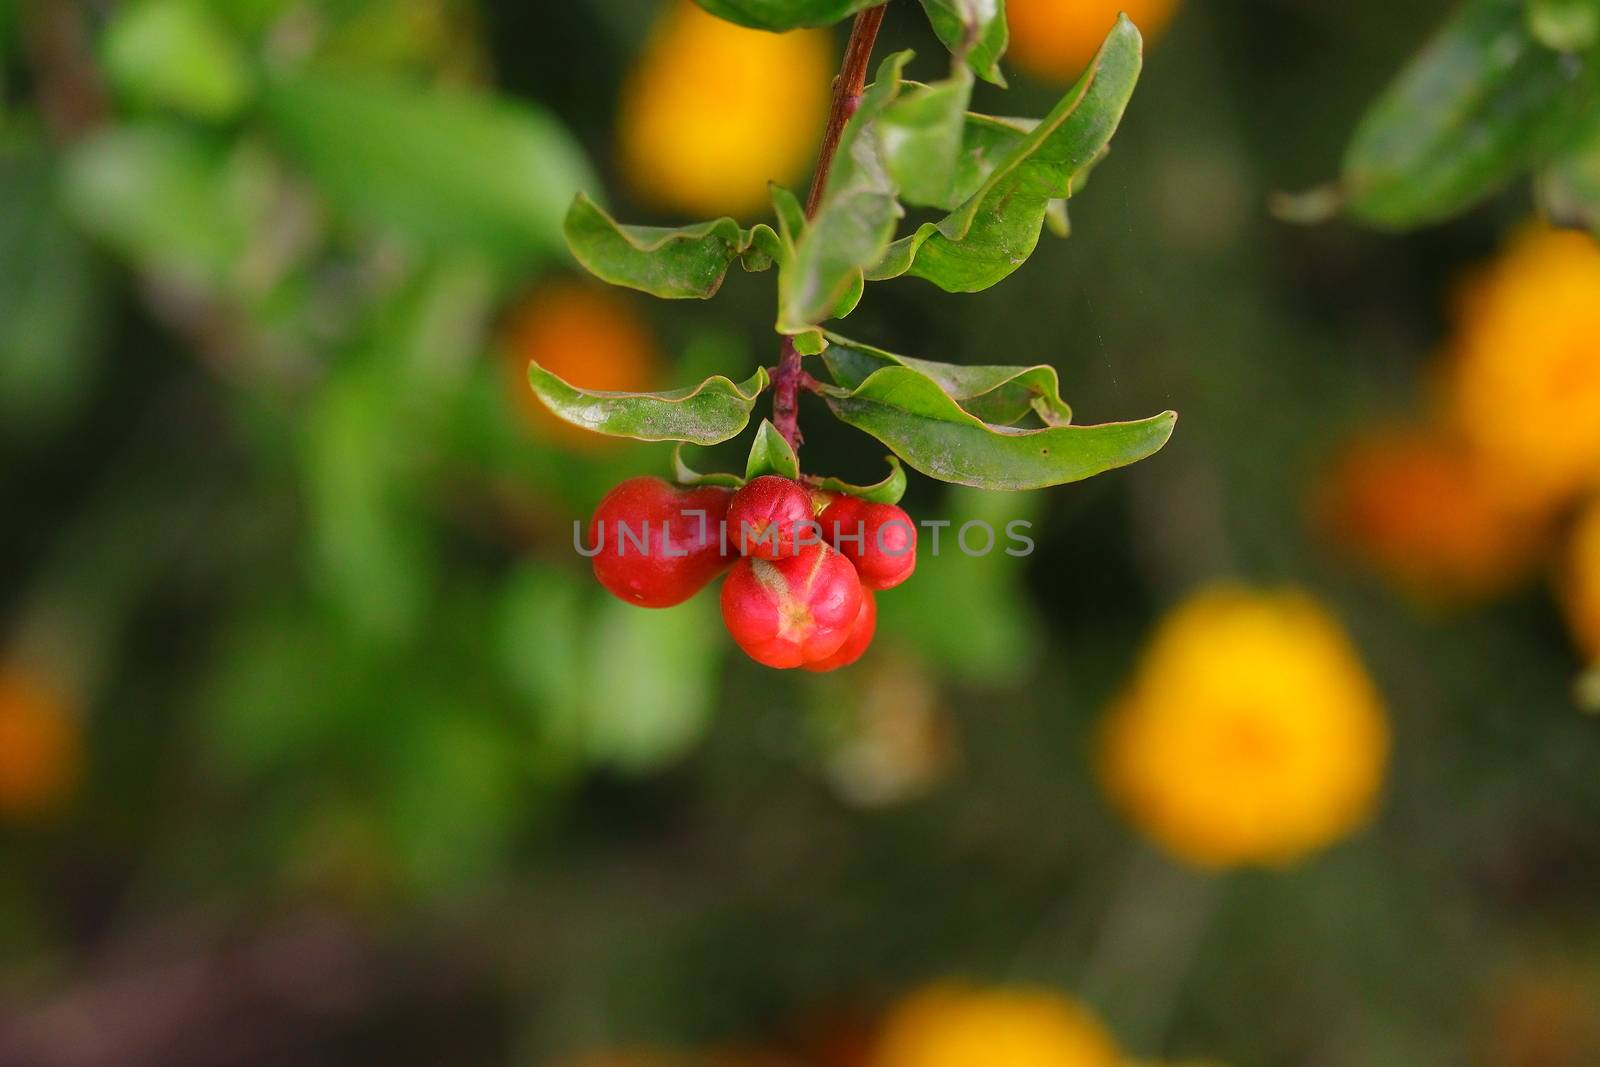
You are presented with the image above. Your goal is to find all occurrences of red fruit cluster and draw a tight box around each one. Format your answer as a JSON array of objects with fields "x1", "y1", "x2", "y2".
[{"x1": 586, "y1": 475, "x2": 918, "y2": 671}]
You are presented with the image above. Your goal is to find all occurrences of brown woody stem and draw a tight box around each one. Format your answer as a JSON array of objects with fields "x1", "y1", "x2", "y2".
[{"x1": 771, "y1": 3, "x2": 887, "y2": 456}]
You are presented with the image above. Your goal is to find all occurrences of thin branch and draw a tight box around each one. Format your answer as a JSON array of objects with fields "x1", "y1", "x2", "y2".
[
  {"x1": 803, "y1": 4, "x2": 888, "y2": 219},
  {"x1": 772, "y1": 4, "x2": 887, "y2": 456}
]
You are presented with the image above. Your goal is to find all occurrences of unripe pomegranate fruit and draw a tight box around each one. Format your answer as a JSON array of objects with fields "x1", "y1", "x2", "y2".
[
  {"x1": 802, "y1": 589, "x2": 876, "y2": 673},
  {"x1": 819, "y1": 495, "x2": 917, "y2": 590},
  {"x1": 726, "y1": 475, "x2": 817, "y2": 559},
  {"x1": 589, "y1": 477, "x2": 734, "y2": 607},
  {"x1": 721, "y1": 542, "x2": 864, "y2": 668}
]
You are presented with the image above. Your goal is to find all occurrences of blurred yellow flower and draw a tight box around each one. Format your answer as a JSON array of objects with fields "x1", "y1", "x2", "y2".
[
  {"x1": 504, "y1": 281, "x2": 660, "y2": 451},
  {"x1": 1442, "y1": 227, "x2": 1600, "y2": 511},
  {"x1": 868, "y1": 983, "x2": 1120, "y2": 1067},
  {"x1": 618, "y1": 1, "x2": 832, "y2": 218},
  {"x1": 1099, "y1": 586, "x2": 1389, "y2": 868},
  {"x1": 1561, "y1": 498, "x2": 1600, "y2": 664},
  {"x1": 1006, "y1": 0, "x2": 1179, "y2": 84},
  {"x1": 1314, "y1": 425, "x2": 1547, "y2": 602},
  {"x1": 0, "y1": 663, "x2": 81, "y2": 820}
]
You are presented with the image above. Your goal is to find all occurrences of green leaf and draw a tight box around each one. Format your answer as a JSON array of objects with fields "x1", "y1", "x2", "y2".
[
  {"x1": 1342, "y1": 0, "x2": 1598, "y2": 228},
  {"x1": 745, "y1": 419, "x2": 801, "y2": 480},
  {"x1": 822, "y1": 334, "x2": 1073, "y2": 425},
  {"x1": 692, "y1": 0, "x2": 882, "y2": 30},
  {"x1": 1538, "y1": 108, "x2": 1600, "y2": 232},
  {"x1": 869, "y1": 17, "x2": 1142, "y2": 292},
  {"x1": 1528, "y1": 0, "x2": 1600, "y2": 51},
  {"x1": 672, "y1": 443, "x2": 747, "y2": 488},
  {"x1": 527, "y1": 363, "x2": 768, "y2": 445},
  {"x1": 811, "y1": 455, "x2": 907, "y2": 504},
  {"x1": 822, "y1": 366, "x2": 1174, "y2": 490},
  {"x1": 918, "y1": 0, "x2": 1010, "y2": 86},
  {"x1": 102, "y1": 0, "x2": 253, "y2": 120},
  {"x1": 769, "y1": 183, "x2": 807, "y2": 245},
  {"x1": 777, "y1": 52, "x2": 911, "y2": 346},
  {"x1": 923, "y1": 113, "x2": 1036, "y2": 212},
  {"x1": 879, "y1": 67, "x2": 975, "y2": 207},
  {"x1": 563, "y1": 193, "x2": 779, "y2": 299},
  {"x1": 262, "y1": 71, "x2": 592, "y2": 257}
]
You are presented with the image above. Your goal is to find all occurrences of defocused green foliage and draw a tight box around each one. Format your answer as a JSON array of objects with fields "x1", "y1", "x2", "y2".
[
  {"x1": 1, "y1": 0, "x2": 1599, "y2": 1064},
  {"x1": 1323, "y1": 0, "x2": 1600, "y2": 231}
]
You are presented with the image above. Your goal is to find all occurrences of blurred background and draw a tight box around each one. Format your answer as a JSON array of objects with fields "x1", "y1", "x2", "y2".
[{"x1": 2, "y1": 0, "x2": 1599, "y2": 1064}]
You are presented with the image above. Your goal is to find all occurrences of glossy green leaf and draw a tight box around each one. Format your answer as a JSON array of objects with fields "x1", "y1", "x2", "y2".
[
  {"x1": 869, "y1": 17, "x2": 1142, "y2": 292},
  {"x1": 262, "y1": 71, "x2": 592, "y2": 257},
  {"x1": 777, "y1": 52, "x2": 910, "y2": 345},
  {"x1": 745, "y1": 419, "x2": 802, "y2": 480},
  {"x1": 918, "y1": 0, "x2": 1009, "y2": 85},
  {"x1": 692, "y1": 0, "x2": 881, "y2": 30},
  {"x1": 822, "y1": 335, "x2": 1073, "y2": 426},
  {"x1": 1342, "y1": 0, "x2": 1596, "y2": 228},
  {"x1": 811, "y1": 455, "x2": 907, "y2": 504},
  {"x1": 101, "y1": 0, "x2": 253, "y2": 120},
  {"x1": 672, "y1": 444, "x2": 746, "y2": 488},
  {"x1": 1528, "y1": 0, "x2": 1600, "y2": 51},
  {"x1": 822, "y1": 366, "x2": 1174, "y2": 490},
  {"x1": 879, "y1": 67, "x2": 975, "y2": 206},
  {"x1": 564, "y1": 192, "x2": 779, "y2": 299},
  {"x1": 527, "y1": 363, "x2": 768, "y2": 445}
]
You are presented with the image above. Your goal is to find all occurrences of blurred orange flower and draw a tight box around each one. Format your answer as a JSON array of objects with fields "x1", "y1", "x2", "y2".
[
  {"x1": 1006, "y1": 0, "x2": 1180, "y2": 84},
  {"x1": 1442, "y1": 227, "x2": 1600, "y2": 511},
  {"x1": 618, "y1": 1, "x2": 832, "y2": 218},
  {"x1": 1561, "y1": 498, "x2": 1600, "y2": 664},
  {"x1": 503, "y1": 281, "x2": 660, "y2": 451},
  {"x1": 867, "y1": 983, "x2": 1119, "y2": 1067},
  {"x1": 1314, "y1": 425, "x2": 1548, "y2": 602},
  {"x1": 1099, "y1": 586, "x2": 1389, "y2": 868},
  {"x1": 0, "y1": 662, "x2": 81, "y2": 820}
]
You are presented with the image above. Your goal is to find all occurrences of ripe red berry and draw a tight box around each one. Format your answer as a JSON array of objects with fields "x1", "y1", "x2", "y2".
[
  {"x1": 726, "y1": 475, "x2": 817, "y2": 559},
  {"x1": 819, "y1": 496, "x2": 917, "y2": 590},
  {"x1": 721, "y1": 542, "x2": 864, "y2": 668},
  {"x1": 589, "y1": 477, "x2": 734, "y2": 608},
  {"x1": 802, "y1": 589, "x2": 876, "y2": 673}
]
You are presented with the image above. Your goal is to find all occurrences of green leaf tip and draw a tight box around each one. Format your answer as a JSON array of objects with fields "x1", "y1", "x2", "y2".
[
  {"x1": 527, "y1": 362, "x2": 769, "y2": 445},
  {"x1": 745, "y1": 420, "x2": 802, "y2": 480}
]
